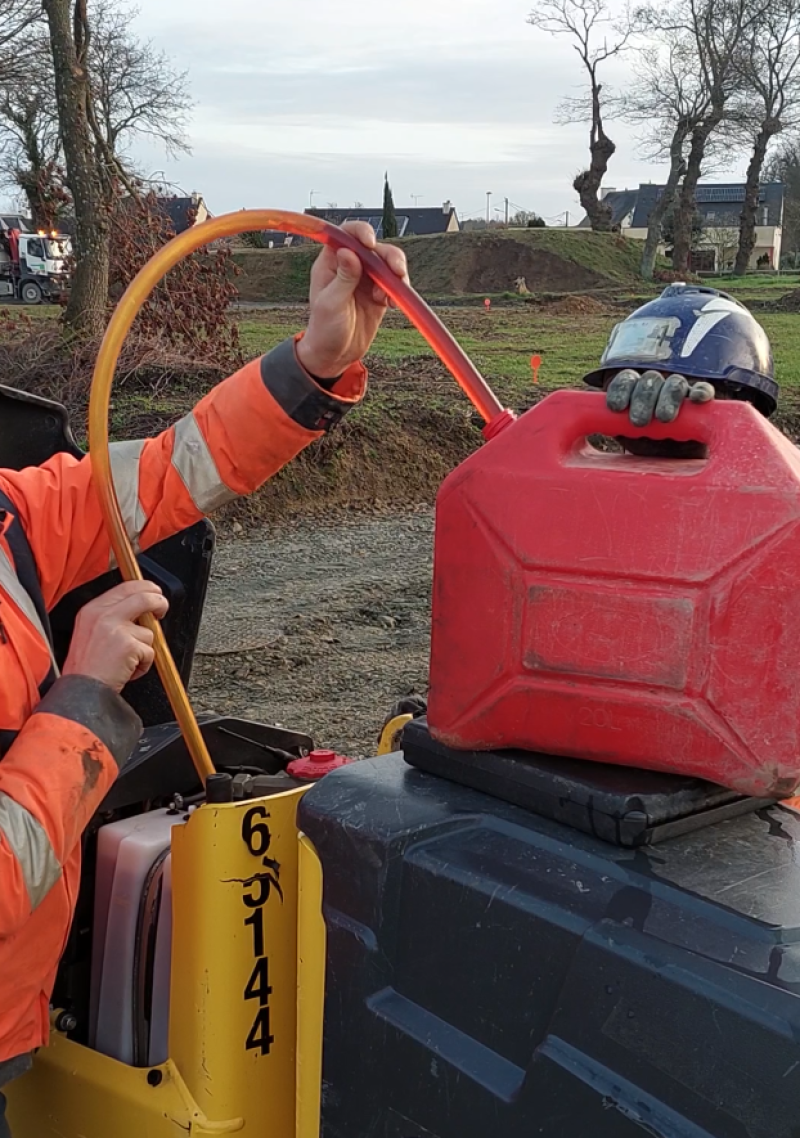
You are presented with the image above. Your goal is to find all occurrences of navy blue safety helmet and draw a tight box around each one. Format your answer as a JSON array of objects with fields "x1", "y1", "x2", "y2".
[{"x1": 583, "y1": 283, "x2": 778, "y2": 417}]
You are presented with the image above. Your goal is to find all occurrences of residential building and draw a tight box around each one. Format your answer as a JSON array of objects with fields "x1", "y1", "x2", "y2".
[
  {"x1": 157, "y1": 192, "x2": 209, "y2": 234},
  {"x1": 578, "y1": 183, "x2": 784, "y2": 271},
  {"x1": 257, "y1": 229, "x2": 305, "y2": 249},
  {"x1": 305, "y1": 202, "x2": 460, "y2": 238}
]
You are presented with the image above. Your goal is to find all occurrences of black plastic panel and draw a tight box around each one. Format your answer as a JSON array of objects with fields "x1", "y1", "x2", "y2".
[
  {"x1": 403, "y1": 718, "x2": 777, "y2": 846},
  {"x1": 300, "y1": 756, "x2": 800, "y2": 1138}
]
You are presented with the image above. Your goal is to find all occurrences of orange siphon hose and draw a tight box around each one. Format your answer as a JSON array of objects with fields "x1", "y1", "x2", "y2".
[{"x1": 89, "y1": 209, "x2": 510, "y2": 783}]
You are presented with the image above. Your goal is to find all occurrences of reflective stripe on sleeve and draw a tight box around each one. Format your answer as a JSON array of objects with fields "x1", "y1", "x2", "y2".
[
  {"x1": 0, "y1": 546, "x2": 58, "y2": 672},
  {"x1": 171, "y1": 412, "x2": 237, "y2": 514},
  {"x1": 0, "y1": 791, "x2": 61, "y2": 909},
  {"x1": 109, "y1": 439, "x2": 147, "y2": 548}
]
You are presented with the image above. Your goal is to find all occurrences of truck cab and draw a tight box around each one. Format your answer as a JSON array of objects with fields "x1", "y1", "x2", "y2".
[{"x1": 0, "y1": 228, "x2": 71, "y2": 304}]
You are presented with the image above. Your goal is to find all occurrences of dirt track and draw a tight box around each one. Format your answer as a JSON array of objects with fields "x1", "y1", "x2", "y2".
[{"x1": 190, "y1": 510, "x2": 434, "y2": 756}]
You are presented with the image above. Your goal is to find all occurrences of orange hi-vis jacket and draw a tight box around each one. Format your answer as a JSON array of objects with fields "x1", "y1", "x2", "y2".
[{"x1": 0, "y1": 338, "x2": 366, "y2": 1074}]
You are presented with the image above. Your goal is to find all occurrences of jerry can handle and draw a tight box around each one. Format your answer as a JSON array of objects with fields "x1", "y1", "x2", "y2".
[{"x1": 540, "y1": 391, "x2": 739, "y2": 460}]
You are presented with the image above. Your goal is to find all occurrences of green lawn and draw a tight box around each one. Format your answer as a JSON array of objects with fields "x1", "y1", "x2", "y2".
[
  {"x1": 9, "y1": 301, "x2": 799, "y2": 403},
  {"x1": 239, "y1": 304, "x2": 800, "y2": 400},
  {"x1": 708, "y1": 273, "x2": 800, "y2": 293}
]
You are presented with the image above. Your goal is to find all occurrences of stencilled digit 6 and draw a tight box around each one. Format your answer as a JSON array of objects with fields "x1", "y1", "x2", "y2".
[{"x1": 242, "y1": 805, "x2": 272, "y2": 857}]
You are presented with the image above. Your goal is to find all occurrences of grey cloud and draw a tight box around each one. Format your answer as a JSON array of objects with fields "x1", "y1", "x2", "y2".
[{"x1": 187, "y1": 50, "x2": 569, "y2": 128}]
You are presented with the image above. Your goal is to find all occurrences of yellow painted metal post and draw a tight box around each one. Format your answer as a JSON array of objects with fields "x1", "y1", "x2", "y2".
[{"x1": 169, "y1": 790, "x2": 305, "y2": 1135}]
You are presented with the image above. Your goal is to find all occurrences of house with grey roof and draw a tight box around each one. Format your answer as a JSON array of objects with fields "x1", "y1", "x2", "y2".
[
  {"x1": 305, "y1": 202, "x2": 459, "y2": 238},
  {"x1": 578, "y1": 183, "x2": 784, "y2": 271},
  {"x1": 157, "y1": 193, "x2": 209, "y2": 234}
]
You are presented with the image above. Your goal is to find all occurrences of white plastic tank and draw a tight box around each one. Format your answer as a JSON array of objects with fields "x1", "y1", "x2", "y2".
[{"x1": 90, "y1": 808, "x2": 185, "y2": 1065}]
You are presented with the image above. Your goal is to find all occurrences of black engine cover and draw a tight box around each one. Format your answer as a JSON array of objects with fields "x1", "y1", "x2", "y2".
[{"x1": 299, "y1": 755, "x2": 800, "y2": 1138}]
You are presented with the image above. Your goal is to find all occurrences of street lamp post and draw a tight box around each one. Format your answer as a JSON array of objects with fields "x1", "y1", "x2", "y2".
[{"x1": 486, "y1": 191, "x2": 492, "y2": 224}]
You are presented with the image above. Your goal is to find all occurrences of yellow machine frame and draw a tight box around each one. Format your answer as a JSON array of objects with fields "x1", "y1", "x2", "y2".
[
  {"x1": 7, "y1": 788, "x2": 325, "y2": 1138},
  {"x1": 377, "y1": 714, "x2": 413, "y2": 756}
]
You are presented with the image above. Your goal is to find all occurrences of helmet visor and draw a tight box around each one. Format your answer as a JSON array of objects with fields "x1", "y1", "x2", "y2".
[{"x1": 602, "y1": 317, "x2": 681, "y2": 366}]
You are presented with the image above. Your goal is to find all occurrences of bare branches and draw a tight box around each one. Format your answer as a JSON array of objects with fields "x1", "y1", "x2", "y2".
[
  {"x1": 88, "y1": 2, "x2": 192, "y2": 161},
  {"x1": 0, "y1": 31, "x2": 63, "y2": 223},
  {"x1": 0, "y1": 0, "x2": 40, "y2": 53},
  {"x1": 726, "y1": 0, "x2": 800, "y2": 270},
  {"x1": 529, "y1": 0, "x2": 632, "y2": 73},
  {"x1": 528, "y1": 0, "x2": 633, "y2": 229},
  {"x1": 632, "y1": 0, "x2": 758, "y2": 271}
]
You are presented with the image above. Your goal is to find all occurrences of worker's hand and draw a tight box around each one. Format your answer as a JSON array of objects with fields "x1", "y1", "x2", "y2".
[
  {"x1": 606, "y1": 369, "x2": 715, "y2": 427},
  {"x1": 62, "y1": 581, "x2": 169, "y2": 694},
  {"x1": 296, "y1": 221, "x2": 410, "y2": 380}
]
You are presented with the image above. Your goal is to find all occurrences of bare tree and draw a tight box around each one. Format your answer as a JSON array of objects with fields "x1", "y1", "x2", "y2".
[
  {"x1": 765, "y1": 135, "x2": 800, "y2": 260},
  {"x1": 89, "y1": 2, "x2": 191, "y2": 161},
  {"x1": 528, "y1": 0, "x2": 631, "y2": 230},
  {"x1": 643, "y1": 0, "x2": 759, "y2": 272},
  {"x1": 41, "y1": 0, "x2": 192, "y2": 334},
  {"x1": 618, "y1": 30, "x2": 713, "y2": 278},
  {"x1": 0, "y1": 34, "x2": 64, "y2": 226},
  {"x1": 1, "y1": 2, "x2": 190, "y2": 232},
  {"x1": 730, "y1": 0, "x2": 800, "y2": 274},
  {"x1": 42, "y1": 0, "x2": 110, "y2": 334}
]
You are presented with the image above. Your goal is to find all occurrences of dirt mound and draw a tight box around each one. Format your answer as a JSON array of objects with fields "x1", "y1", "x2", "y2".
[
  {"x1": 456, "y1": 236, "x2": 609, "y2": 296},
  {"x1": 536, "y1": 294, "x2": 612, "y2": 316},
  {"x1": 234, "y1": 228, "x2": 647, "y2": 303}
]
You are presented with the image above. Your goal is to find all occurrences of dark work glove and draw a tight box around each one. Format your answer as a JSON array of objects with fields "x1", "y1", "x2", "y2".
[{"x1": 606, "y1": 369, "x2": 716, "y2": 427}]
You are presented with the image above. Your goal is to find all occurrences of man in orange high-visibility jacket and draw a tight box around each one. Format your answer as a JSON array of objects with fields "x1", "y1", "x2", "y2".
[{"x1": 0, "y1": 222, "x2": 408, "y2": 1133}]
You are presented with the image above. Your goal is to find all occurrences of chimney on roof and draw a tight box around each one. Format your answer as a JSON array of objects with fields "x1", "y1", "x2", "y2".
[
  {"x1": 191, "y1": 191, "x2": 200, "y2": 206},
  {"x1": 443, "y1": 200, "x2": 452, "y2": 214}
]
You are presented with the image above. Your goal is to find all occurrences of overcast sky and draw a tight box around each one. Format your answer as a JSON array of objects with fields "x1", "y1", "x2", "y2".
[{"x1": 12, "y1": 0, "x2": 754, "y2": 221}]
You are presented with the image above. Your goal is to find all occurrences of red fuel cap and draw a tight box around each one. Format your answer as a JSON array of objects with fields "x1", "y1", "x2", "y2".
[{"x1": 287, "y1": 749, "x2": 354, "y2": 781}]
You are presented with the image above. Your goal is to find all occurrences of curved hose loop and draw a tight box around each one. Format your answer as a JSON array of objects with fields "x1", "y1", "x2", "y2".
[{"x1": 89, "y1": 209, "x2": 510, "y2": 782}]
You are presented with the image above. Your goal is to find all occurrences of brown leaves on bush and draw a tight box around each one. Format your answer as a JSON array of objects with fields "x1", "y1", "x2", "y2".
[
  {"x1": 109, "y1": 190, "x2": 243, "y2": 373},
  {"x1": 0, "y1": 308, "x2": 33, "y2": 339},
  {"x1": 0, "y1": 326, "x2": 229, "y2": 442}
]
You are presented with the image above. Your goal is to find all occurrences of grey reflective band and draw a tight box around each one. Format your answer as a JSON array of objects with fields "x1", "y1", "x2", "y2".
[
  {"x1": 36, "y1": 674, "x2": 142, "y2": 770},
  {"x1": 260, "y1": 338, "x2": 353, "y2": 433},
  {"x1": 171, "y1": 412, "x2": 237, "y2": 514},
  {"x1": 0, "y1": 791, "x2": 61, "y2": 910},
  {"x1": 109, "y1": 439, "x2": 147, "y2": 549},
  {"x1": 0, "y1": 546, "x2": 58, "y2": 673}
]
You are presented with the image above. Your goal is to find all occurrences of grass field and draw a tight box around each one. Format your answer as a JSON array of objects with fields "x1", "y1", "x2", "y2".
[{"x1": 238, "y1": 304, "x2": 800, "y2": 398}]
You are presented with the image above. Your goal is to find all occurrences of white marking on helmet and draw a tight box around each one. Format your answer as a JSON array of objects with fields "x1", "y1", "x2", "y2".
[{"x1": 680, "y1": 310, "x2": 730, "y2": 357}]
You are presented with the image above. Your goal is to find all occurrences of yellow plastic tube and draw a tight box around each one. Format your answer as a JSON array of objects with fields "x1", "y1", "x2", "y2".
[{"x1": 89, "y1": 209, "x2": 510, "y2": 783}]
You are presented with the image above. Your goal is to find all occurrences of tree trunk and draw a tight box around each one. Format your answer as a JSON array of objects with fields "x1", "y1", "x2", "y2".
[
  {"x1": 671, "y1": 116, "x2": 718, "y2": 273},
  {"x1": 641, "y1": 124, "x2": 688, "y2": 281},
  {"x1": 43, "y1": 0, "x2": 109, "y2": 335},
  {"x1": 20, "y1": 179, "x2": 48, "y2": 231},
  {"x1": 734, "y1": 122, "x2": 777, "y2": 276},
  {"x1": 575, "y1": 83, "x2": 616, "y2": 232}
]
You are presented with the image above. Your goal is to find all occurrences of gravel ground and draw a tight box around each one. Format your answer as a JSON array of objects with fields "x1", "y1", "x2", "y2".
[{"x1": 190, "y1": 509, "x2": 434, "y2": 756}]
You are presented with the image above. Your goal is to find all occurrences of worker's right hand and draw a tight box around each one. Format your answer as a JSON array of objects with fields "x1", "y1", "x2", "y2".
[
  {"x1": 62, "y1": 580, "x2": 169, "y2": 693},
  {"x1": 606, "y1": 369, "x2": 716, "y2": 427}
]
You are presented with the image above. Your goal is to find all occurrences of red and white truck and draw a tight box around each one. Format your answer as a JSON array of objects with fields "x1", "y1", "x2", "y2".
[{"x1": 0, "y1": 225, "x2": 71, "y2": 304}]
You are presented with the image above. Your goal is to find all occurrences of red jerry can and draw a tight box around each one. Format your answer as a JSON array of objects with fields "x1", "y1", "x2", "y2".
[{"x1": 428, "y1": 390, "x2": 800, "y2": 798}]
